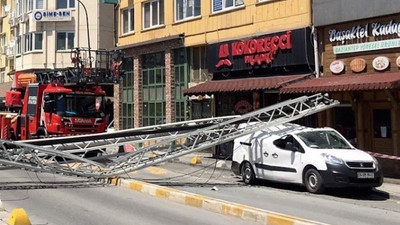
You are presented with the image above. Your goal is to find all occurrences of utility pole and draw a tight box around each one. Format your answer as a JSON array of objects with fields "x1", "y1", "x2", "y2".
[{"x1": 76, "y1": 0, "x2": 92, "y2": 69}]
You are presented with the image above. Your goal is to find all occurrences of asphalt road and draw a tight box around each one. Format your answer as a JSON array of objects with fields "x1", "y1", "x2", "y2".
[
  {"x1": 1, "y1": 157, "x2": 399, "y2": 225},
  {"x1": 126, "y1": 158, "x2": 400, "y2": 225},
  {"x1": 0, "y1": 169, "x2": 259, "y2": 225}
]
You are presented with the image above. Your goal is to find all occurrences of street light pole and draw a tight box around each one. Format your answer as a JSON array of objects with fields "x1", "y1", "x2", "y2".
[{"x1": 76, "y1": 0, "x2": 92, "y2": 69}]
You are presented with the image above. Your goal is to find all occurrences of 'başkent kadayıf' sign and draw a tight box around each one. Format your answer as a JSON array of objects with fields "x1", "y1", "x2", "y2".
[
  {"x1": 330, "y1": 19, "x2": 400, "y2": 54},
  {"x1": 206, "y1": 28, "x2": 314, "y2": 73}
]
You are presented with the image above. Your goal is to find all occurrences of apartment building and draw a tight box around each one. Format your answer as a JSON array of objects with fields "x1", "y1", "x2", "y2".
[
  {"x1": 7, "y1": 0, "x2": 114, "y2": 81},
  {"x1": 115, "y1": 0, "x2": 315, "y2": 132},
  {"x1": 0, "y1": 0, "x2": 13, "y2": 84}
]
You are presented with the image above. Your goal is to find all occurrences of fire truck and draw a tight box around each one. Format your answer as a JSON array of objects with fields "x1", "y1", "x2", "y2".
[{"x1": 1, "y1": 48, "x2": 123, "y2": 140}]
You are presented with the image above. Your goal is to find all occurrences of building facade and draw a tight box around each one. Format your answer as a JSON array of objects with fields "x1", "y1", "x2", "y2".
[
  {"x1": 0, "y1": 0, "x2": 14, "y2": 83},
  {"x1": 115, "y1": 0, "x2": 315, "y2": 131},
  {"x1": 10, "y1": 0, "x2": 114, "y2": 80},
  {"x1": 282, "y1": 0, "x2": 400, "y2": 177}
]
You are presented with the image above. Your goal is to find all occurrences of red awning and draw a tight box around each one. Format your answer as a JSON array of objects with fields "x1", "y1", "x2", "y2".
[
  {"x1": 183, "y1": 74, "x2": 311, "y2": 95},
  {"x1": 281, "y1": 73, "x2": 400, "y2": 94}
]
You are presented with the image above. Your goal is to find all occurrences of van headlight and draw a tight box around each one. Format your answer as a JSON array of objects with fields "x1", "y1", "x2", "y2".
[
  {"x1": 371, "y1": 156, "x2": 380, "y2": 171},
  {"x1": 322, "y1": 153, "x2": 344, "y2": 165}
]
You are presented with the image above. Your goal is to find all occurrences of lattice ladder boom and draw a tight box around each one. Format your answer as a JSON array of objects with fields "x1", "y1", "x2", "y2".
[
  {"x1": 0, "y1": 93, "x2": 339, "y2": 178},
  {"x1": 104, "y1": 93, "x2": 339, "y2": 177}
]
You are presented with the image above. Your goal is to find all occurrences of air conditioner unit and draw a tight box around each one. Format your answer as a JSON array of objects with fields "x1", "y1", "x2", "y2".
[
  {"x1": 20, "y1": 13, "x2": 28, "y2": 23},
  {"x1": 9, "y1": 17, "x2": 16, "y2": 27},
  {"x1": 21, "y1": 13, "x2": 29, "y2": 23}
]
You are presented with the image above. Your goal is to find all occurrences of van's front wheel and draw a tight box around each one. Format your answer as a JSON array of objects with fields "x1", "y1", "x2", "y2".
[
  {"x1": 304, "y1": 168, "x2": 325, "y2": 194},
  {"x1": 241, "y1": 162, "x2": 255, "y2": 185}
]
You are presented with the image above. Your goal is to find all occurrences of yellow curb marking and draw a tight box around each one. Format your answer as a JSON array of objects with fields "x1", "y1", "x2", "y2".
[
  {"x1": 155, "y1": 188, "x2": 171, "y2": 199},
  {"x1": 129, "y1": 182, "x2": 143, "y2": 191},
  {"x1": 185, "y1": 195, "x2": 204, "y2": 207},
  {"x1": 266, "y1": 214, "x2": 294, "y2": 225},
  {"x1": 109, "y1": 178, "x2": 120, "y2": 185},
  {"x1": 222, "y1": 204, "x2": 244, "y2": 217}
]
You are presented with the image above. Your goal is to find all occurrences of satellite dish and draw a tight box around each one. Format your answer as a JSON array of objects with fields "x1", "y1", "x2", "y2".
[
  {"x1": 9, "y1": 40, "x2": 15, "y2": 47},
  {"x1": 4, "y1": 5, "x2": 10, "y2": 13}
]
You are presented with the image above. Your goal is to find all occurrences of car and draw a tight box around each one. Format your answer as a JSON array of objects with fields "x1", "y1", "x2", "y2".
[{"x1": 231, "y1": 123, "x2": 383, "y2": 193}]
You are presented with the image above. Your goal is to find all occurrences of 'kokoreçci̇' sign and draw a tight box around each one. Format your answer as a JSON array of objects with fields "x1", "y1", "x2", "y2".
[
  {"x1": 216, "y1": 31, "x2": 292, "y2": 68},
  {"x1": 206, "y1": 28, "x2": 314, "y2": 73}
]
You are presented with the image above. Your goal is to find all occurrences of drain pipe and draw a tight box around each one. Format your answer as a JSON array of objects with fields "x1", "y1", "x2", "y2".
[{"x1": 312, "y1": 25, "x2": 320, "y2": 78}]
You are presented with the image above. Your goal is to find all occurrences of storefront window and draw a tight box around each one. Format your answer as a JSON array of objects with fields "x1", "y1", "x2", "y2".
[
  {"x1": 333, "y1": 106, "x2": 356, "y2": 145},
  {"x1": 191, "y1": 100, "x2": 212, "y2": 119},
  {"x1": 121, "y1": 57, "x2": 134, "y2": 129},
  {"x1": 373, "y1": 109, "x2": 391, "y2": 138},
  {"x1": 217, "y1": 93, "x2": 252, "y2": 116},
  {"x1": 190, "y1": 46, "x2": 208, "y2": 83},
  {"x1": 142, "y1": 52, "x2": 166, "y2": 126},
  {"x1": 174, "y1": 48, "x2": 189, "y2": 122}
]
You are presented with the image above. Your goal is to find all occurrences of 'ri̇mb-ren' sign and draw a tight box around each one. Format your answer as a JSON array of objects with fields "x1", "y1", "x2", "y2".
[{"x1": 207, "y1": 28, "x2": 314, "y2": 74}]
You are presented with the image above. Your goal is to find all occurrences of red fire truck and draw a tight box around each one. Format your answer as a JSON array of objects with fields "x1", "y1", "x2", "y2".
[{"x1": 1, "y1": 48, "x2": 123, "y2": 140}]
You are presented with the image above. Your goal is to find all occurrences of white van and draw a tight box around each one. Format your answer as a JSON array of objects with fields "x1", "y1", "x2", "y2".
[{"x1": 231, "y1": 124, "x2": 383, "y2": 193}]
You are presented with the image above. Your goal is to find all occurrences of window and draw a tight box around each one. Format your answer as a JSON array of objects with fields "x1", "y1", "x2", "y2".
[
  {"x1": 25, "y1": 0, "x2": 44, "y2": 12},
  {"x1": 17, "y1": 36, "x2": 22, "y2": 55},
  {"x1": 0, "y1": 35, "x2": 6, "y2": 48},
  {"x1": 373, "y1": 109, "x2": 391, "y2": 138},
  {"x1": 57, "y1": 0, "x2": 75, "y2": 9},
  {"x1": 16, "y1": 0, "x2": 22, "y2": 17},
  {"x1": 190, "y1": 46, "x2": 208, "y2": 83},
  {"x1": 143, "y1": 0, "x2": 164, "y2": 29},
  {"x1": 57, "y1": 32, "x2": 75, "y2": 50},
  {"x1": 142, "y1": 52, "x2": 166, "y2": 126},
  {"x1": 0, "y1": 71, "x2": 5, "y2": 83},
  {"x1": 121, "y1": 57, "x2": 134, "y2": 129},
  {"x1": 122, "y1": 8, "x2": 134, "y2": 34},
  {"x1": 24, "y1": 32, "x2": 43, "y2": 52},
  {"x1": 174, "y1": 48, "x2": 189, "y2": 122},
  {"x1": 212, "y1": 0, "x2": 244, "y2": 13},
  {"x1": 175, "y1": 0, "x2": 200, "y2": 21}
]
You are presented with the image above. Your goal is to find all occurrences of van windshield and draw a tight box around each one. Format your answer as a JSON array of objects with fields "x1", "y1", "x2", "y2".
[{"x1": 295, "y1": 130, "x2": 352, "y2": 149}]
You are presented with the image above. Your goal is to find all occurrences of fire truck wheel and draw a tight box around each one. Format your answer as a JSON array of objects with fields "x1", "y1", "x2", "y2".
[{"x1": 36, "y1": 128, "x2": 48, "y2": 138}]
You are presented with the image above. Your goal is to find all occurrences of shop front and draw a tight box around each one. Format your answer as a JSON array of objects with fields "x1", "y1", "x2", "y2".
[
  {"x1": 183, "y1": 27, "x2": 316, "y2": 158},
  {"x1": 183, "y1": 27, "x2": 316, "y2": 117},
  {"x1": 282, "y1": 14, "x2": 400, "y2": 177}
]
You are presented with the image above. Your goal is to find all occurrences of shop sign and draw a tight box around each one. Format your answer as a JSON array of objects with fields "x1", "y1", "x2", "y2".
[
  {"x1": 32, "y1": 10, "x2": 72, "y2": 22},
  {"x1": 215, "y1": 31, "x2": 292, "y2": 68},
  {"x1": 329, "y1": 20, "x2": 400, "y2": 44},
  {"x1": 207, "y1": 28, "x2": 314, "y2": 73},
  {"x1": 333, "y1": 38, "x2": 400, "y2": 54}
]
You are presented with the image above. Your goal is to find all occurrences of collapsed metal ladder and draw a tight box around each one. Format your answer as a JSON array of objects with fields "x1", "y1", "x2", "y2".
[{"x1": 0, "y1": 93, "x2": 339, "y2": 178}]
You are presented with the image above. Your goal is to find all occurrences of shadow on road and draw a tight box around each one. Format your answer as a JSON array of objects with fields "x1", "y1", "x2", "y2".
[
  {"x1": 241, "y1": 178, "x2": 389, "y2": 201},
  {"x1": 0, "y1": 180, "x2": 106, "y2": 190}
]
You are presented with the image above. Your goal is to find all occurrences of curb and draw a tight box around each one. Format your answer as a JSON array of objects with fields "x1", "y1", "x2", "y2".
[{"x1": 110, "y1": 178, "x2": 329, "y2": 225}]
